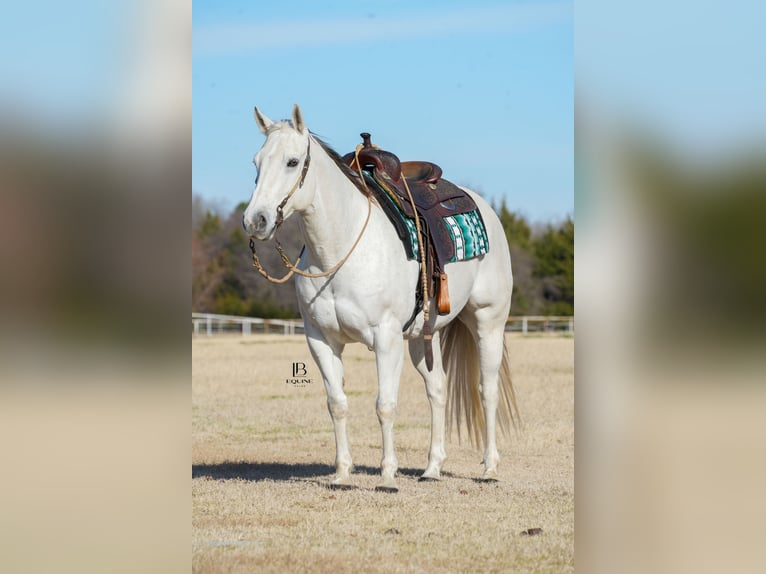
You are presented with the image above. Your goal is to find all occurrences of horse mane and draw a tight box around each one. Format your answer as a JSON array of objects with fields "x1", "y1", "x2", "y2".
[
  {"x1": 310, "y1": 132, "x2": 373, "y2": 198},
  {"x1": 265, "y1": 120, "x2": 372, "y2": 199}
]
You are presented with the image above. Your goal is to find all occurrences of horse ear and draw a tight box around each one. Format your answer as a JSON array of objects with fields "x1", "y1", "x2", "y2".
[
  {"x1": 254, "y1": 106, "x2": 273, "y2": 135},
  {"x1": 292, "y1": 104, "x2": 306, "y2": 134}
]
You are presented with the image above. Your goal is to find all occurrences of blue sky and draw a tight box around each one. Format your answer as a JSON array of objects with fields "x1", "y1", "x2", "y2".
[
  {"x1": 193, "y1": 0, "x2": 574, "y2": 223},
  {"x1": 0, "y1": 1, "x2": 124, "y2": 123},
  {"x1": 576, "y1": 1, "x2": 766, "y2": 157},
  {"x1": 1, "y1": 0, "x2": 762, "y2": 221}
]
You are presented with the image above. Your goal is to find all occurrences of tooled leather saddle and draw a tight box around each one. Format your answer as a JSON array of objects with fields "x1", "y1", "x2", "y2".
[{"x1": 342, "y1": 133, "x2": 481, "y2": 321}]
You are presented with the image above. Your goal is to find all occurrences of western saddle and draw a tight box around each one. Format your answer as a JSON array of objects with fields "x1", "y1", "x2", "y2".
[{"x1": 343, "y1": 133, "x2": 481, "y2": 322}]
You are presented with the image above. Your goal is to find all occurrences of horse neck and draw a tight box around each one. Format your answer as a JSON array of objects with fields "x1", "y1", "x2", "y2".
[{"x1": 296, "y1": 141, "x2": 371, "y2": 269}]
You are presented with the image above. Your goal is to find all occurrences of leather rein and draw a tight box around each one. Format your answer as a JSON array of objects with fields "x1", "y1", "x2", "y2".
[
  {"x1": 249, "y1": 136, "x2": 373, "y2": 284},
  {"x1": 249, "y1": 133, "x2": 432, "y2": 364}
]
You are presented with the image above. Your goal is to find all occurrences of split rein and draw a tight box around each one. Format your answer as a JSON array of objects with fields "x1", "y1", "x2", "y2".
[
  {"x1": 248, "y1": 137, "x2": 373, "y2": 284},
  {"x1": 247, "y1": 136, "x2": 431, "y2": 346}
]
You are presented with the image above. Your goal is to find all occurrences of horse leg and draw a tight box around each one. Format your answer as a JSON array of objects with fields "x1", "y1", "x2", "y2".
[
  {"x1": 306, "y1": 329, "x2": 352, "y2": 487},
  {"x1": 477, "y1": 323, "x2": 506, "y2": 480},
  {"x1": 463, "y1": 310, "x2": 506, "y2": 481},
  {"x1": 408, "y1": 332, "x2": 447, "y2": 481},
  {"x1": 373, "y1": 326, "x2": 405, "y2": 492}
]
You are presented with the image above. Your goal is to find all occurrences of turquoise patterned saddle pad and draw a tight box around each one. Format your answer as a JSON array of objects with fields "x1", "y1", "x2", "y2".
[{"x1": 364, "y1": 171, "x2": 490, "y2": 263}]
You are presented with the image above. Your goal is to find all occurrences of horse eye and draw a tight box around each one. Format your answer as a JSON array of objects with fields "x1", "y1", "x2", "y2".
[{"x1": 286, "y1": 158, "x2": 299, "y2": 168}]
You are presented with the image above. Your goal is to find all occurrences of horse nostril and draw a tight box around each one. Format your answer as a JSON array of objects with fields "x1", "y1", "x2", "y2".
[{"x1": 256, "y1": 214, "x2": 267, "y2": 231}]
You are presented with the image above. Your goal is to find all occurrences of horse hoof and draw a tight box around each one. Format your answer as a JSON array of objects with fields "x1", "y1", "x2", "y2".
[
  {"x1": 330, "y1": 475, "x2": 353, "y2": 489},
  {"x1": 418, "y1": 476, "x2": 439, "y2": 482},
  {"x1": 375, "y1": 474, "x2": 399, "y2": 492},
  {"x1": 479, "y1": 469, "x2": 499, "y2": 482}
]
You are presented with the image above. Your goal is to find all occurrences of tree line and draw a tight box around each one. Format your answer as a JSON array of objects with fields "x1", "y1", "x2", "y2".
[{"x1": 192, "y1": 195, "x2": 573, "y2": 318}]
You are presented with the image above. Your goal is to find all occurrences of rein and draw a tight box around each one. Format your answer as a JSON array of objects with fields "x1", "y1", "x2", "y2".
[
  {"x1": 249, "y1": 136, "x2": 372, "y2": 283},
  {"x1": 398, "y1": 169, "x2": 433, "y2": 364},
  {"x1": 249, "y1": 131, "x2": 433, "y2": 363}
]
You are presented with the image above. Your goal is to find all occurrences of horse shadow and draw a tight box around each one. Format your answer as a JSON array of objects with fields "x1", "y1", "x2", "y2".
[{"x1": 192, "y1": 461, "x2": 458, "y2": 483}]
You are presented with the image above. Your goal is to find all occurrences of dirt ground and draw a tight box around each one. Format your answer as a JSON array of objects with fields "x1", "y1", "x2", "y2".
[{"x1": 192, "y1": 333, "x2": 573, "y2": 573}]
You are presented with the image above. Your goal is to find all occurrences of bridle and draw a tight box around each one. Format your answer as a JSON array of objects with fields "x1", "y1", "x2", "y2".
[
  {"x1": 249, "y1": 134, "x2": 373, "y2": 283},
  {"x1": 274, "y1": 137, "x2": 311, "y2": 228},
  {"x1": 249, "y1": 130, "x2": 432, "y2": 365}
]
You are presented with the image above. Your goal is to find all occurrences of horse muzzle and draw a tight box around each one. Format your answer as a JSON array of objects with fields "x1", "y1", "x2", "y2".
[{"x1": 243, "y1": 210, "x2": 275, "y2": 241}]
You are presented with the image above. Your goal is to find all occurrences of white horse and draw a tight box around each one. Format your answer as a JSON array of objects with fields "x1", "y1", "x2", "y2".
[{"x1": 243, "y1": 104, "x2": 518, "y2": 491}]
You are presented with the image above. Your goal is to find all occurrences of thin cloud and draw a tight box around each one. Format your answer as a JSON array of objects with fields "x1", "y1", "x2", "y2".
[{"x1": 194, "y1": 2, "x2": 572, "y2": 55}]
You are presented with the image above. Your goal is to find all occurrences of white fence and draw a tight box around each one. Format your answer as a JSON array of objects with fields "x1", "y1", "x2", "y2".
[
  {"x1": 506, "y1": 315, "x2": 574, "y2": 333},
  {"x1": 191, "y1": 313, "x2": 304, "y2": 336},
  {"x1": 192, "y1": 313, "x2": 573, "y2": 336}
]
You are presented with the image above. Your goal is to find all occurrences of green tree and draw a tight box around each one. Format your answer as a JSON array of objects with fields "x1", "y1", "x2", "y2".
[
  {"x1": 497, "y1": 200, "x2": 531, "y2": 249},
  {"x1": 494, "y1": 201, "x2": 538, "y2": 314},
  {"x1": 532, "y1": 217, "x2": 574, "y2": 315},
  {"x1": 197, "y1": 210, "x2": 221, "y2": 239},
  {"x1": 193, "y1": 194, "x2": 575, "y2": 320},
  {"x1": 192, "y1": 195, "x2": 302, "y2": 318}
]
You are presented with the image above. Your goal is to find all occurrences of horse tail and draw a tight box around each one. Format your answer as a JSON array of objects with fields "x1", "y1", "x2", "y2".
[{"x1": 442, "y1": 321, "x2": 520, "y2": 448}]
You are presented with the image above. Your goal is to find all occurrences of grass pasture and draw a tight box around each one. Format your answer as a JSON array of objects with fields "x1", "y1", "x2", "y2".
[{"x1": 192, "y1": 334, "x2": 574, "y2": 573}]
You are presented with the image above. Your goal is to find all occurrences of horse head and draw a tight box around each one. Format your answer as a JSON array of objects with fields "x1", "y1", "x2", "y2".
[{"x1": 243, "y1": 104, "x2": 312, "y2": 240}]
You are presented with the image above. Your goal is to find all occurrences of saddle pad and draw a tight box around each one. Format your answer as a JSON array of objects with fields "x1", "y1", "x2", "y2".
[
  {"x1": 364, "y1": 171, "x2": 489, "y2": 263},
  {"x1": 443, "y1": 211, "x2": 490, "y2": 262},
  {"x1": 401, "y1": 208, "x2": 489, "y2": 262}
]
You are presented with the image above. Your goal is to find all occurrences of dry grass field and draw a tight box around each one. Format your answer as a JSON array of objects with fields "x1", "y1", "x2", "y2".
[{"x1": 192, "y1": 333, "x2": 573, "y2": 573}]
